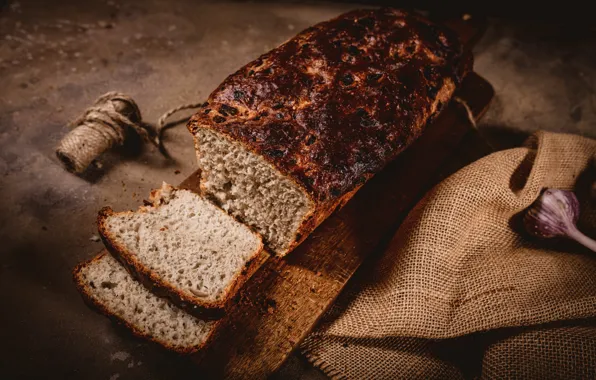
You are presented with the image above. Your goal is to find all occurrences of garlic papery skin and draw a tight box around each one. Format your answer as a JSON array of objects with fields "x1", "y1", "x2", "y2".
[{"x1": 523, "y1": 189, "x2": 596, "y2": 253}]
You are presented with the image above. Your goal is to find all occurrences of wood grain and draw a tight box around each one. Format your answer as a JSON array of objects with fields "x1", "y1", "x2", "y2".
[{"x1": 187, "y1": 67, "x2": 494, "y2": 377}]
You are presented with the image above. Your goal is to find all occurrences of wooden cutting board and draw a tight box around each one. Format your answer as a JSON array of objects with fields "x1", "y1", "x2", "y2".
[{"x1": 184, "y1": 16, "x2": 495, "y2": 379}]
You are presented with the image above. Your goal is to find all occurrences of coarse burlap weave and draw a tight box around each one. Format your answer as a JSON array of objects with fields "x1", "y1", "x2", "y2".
[{"x1": 302, "y1": 131, "x2": 596, "y2": 379}]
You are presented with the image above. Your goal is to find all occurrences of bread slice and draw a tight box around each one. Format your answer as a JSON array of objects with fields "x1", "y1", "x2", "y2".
[
  {"x1": 188, "y1": 9, "x2": 470, "y2": 256},
  {"x1": 73, "y1": 252, "x2": 216, "y2": 353},
  {"x1": 98, "y1": 183, "x2": 267, "y2": 319}
]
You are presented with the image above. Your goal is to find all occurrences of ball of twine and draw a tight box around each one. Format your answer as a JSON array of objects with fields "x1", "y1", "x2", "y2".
[{"x1": 55, "y1": 92, "x2": 203, "y2": 174}]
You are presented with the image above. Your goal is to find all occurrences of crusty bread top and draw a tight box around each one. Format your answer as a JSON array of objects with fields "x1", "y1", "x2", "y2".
[{"x1": 188, "y1": 8, "x2": 470, "y2": 202}]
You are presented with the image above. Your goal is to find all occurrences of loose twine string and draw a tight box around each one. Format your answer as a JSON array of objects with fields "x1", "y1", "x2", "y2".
[
  {"x1": 55, "y1": 92, "x2": 204, "y2": 174},
  {"x1": 55, "y1": 92, "x2": 478, "y2": 175},
  {"x1": 453, "y1": 96, "x2": 477, "y2": 129}
]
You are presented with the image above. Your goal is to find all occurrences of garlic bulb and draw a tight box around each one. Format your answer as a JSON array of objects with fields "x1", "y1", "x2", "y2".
[{"x1": 523, "y1": 189, "x2": 596, "y2": 253}]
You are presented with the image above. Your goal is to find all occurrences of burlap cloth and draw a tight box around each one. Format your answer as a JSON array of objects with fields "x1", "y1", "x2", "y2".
[{"x1": 301, "y1": 131, "x2": 596, "y2": 379}]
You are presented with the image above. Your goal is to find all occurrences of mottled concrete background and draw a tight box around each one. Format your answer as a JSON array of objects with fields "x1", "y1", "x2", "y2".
[{"x1": 0, "y1": 1, "x2": 594, "y2": 379}]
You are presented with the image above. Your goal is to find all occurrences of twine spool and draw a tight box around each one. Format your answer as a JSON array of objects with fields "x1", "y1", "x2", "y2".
[{"x1": 55, "y1": 92, "x2": 203, "y2": 174}]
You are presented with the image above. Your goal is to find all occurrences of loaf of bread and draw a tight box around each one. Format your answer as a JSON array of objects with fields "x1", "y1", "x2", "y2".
[
  {"x1": 98, "y1": 183, "x2": 267, "y2": 319},
  {"x1": 74, "y1": 252, "x2": 217, "y2": 353},
  {"x1": 188, "y1": 8, "x2": 471, "y2": 255}
]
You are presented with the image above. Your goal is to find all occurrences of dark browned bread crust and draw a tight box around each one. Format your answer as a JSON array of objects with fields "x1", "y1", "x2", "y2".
[
  {"x1": 98, "y1": 202, "x2": 268, "y2": 320},
  {"x1": 188, "y1": 8, "x2": 471, "y2": 204},
  {"x1": 72, "y1": 252, "x2": 219, "y2": 354}
]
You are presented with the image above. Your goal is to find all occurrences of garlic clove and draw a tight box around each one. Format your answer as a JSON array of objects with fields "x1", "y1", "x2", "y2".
[
  {"x1": 523, "y1": 189, "x2": 580, "y2": 238},
  {"x1": 523, "y1": 188, "x2": 596, "y2": 253}
]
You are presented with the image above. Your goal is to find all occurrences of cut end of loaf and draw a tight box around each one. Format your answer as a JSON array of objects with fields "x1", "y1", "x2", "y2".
[
  {"x1": 194, "y1": 128, "x2": 314, "y2": 256},
  {"x1": 98, "y1": 183, "x2": 265, "y2": 316},
  {"x1": 73, "y1": 253, "x2": 216, "y2": 353}
]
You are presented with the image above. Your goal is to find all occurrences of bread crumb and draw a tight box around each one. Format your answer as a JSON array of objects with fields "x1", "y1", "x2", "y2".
[
  {"x1": 263, "y1": 298, "x2": 277, "y2": 314},
  {"x1": 90, "y1": 235, "x2": 101, "y2": 242},
  {"x1": 98, "y1": 20, "x2": 113, "y2": 29},
  {"x1": 110, "y1": 351, "x2": 130, "y2": 362},
  {"x1": 174, "y1": 169, "x2": 181, "y2": 174}
]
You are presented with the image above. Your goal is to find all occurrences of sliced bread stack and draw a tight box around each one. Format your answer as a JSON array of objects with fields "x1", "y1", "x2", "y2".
[{"x1": 74, "y1": 183, "x2": 268, "y2": 353}]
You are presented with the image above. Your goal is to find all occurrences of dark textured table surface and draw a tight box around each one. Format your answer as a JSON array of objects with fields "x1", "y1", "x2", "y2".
[{"x1": 1, "y1": 1, "x2": 595, "y2": 379}]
